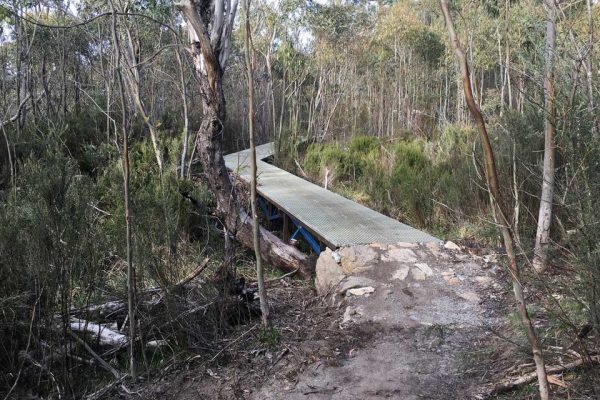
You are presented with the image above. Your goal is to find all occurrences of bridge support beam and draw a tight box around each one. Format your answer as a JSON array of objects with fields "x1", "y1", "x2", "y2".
[{"x1": 257, "y1": 196, "x2": 321, "y2": 256}]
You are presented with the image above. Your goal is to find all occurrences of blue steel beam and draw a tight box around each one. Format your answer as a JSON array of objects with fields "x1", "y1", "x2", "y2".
[
  {"x1": 258, "y1": 196, "x2": 321, "y2": 255},
  {"x1": 290, "y1": 218, "x2": 321, "y2": 255},
  {"x1": 257, "y1": 197, "x2": 280, "y2": 222}
]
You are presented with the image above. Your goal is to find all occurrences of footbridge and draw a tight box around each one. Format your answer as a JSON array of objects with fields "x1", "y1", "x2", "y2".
[{"x1": 224, "y1": 143, "x2": 439, "y2": 255}]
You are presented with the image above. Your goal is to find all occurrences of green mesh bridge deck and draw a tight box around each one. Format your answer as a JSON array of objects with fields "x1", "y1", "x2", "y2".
[{"x1": 224, "y1": 143, "x2": 440, "y2": 249}]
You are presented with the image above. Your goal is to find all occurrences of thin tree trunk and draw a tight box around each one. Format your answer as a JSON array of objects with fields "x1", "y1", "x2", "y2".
[
  {"x1": 505, "y1": 0, "x2": 513, "y2": 109},
  {"x1": 585, "y1": 0, "x2": 597, "y2": 138},
  {"x1": 109, "y1": 0, "x2": 136, "y2": 380},
  {"x1": 263, "y1": 26, "x2": 277, "y2": 140},
  {"x1": 121, "y1": 24, "x2": 163, "y2": 173},
  {"x1": 243, "y1": 0, "x2": 269, "y2": 326},
  {"x1": 440, "y1": 2, "x2": 550, "y2": 398},
  {"x1": 1, "y1": 95, "x2": 31, "y2": 189},
  {"x1": 499, "y1": 27, "x2": 506, "y2": 115},
  {"x1": 176, "y1": 47, "x2": 190, "y2": 179},
  {"x1": 277, "y1": 70, "x2": 286, "y2": 151},
  {"x1": 533, "y1": 0, "x2": 557, "y2": 273}
]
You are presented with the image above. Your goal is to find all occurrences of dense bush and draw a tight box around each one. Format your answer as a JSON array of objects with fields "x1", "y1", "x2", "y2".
[
  {"x1": 0, "y1": 144, "x2": 109, "y2": 392},
  {"x1": 302, "y1": 131, "x2": 483, "y2": 233},
  {"x1": 0, "y1": 125, "x2": 215, "y2": 396},
  {"x1": 100, "y1": 138, "x2": 214, "y2": 289},
  {"x1": 390, "y1": 139, "x2": 429, "y2": 224}
]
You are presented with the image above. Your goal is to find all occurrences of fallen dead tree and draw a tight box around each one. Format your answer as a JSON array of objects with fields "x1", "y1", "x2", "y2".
[
  {"x1": 69, "y1": 258, "x2": 211, "y2": 322},
  {"x1": 70, "y1": 319, "x2": 128, "y2": 347},
  {"x1": 64, "y1": 256, "x2": 257, "y2": 357},
  {"x1": 21, "y1": 254, "x2": 262, "y2": 400}
]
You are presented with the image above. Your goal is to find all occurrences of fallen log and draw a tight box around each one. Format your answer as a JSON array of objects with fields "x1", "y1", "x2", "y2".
[
  {"x1": 491, "y1": 355, "x2": 600, "y2": 395},
  {"x1": 234, "y1": 210, "x2": 315, "y2": 278},
  {"x1": 81, "y1": 301, "x2": 126, "y2": 318},
  {"x1": 70, "y1": 319, "x2": 127, "y2": 347},
  {"x1": 71, "y1": 261, "x2": 210, "y2": 320}
]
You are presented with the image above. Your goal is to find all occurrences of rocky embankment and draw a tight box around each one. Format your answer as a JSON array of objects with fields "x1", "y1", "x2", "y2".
[{"x1": 255, "y1": 241, "x2": 499, "y2": 399}]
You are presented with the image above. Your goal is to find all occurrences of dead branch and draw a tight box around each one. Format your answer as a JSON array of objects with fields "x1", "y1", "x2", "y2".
[
  {"x1": 294, "y1": 159, "x2": 309, "y2": 179},
  {"x1": 490, "y1": 355, "x2": 600, "y2": 395},
  {"x1": 207, "y1": 323, "x2": 259, "y2": 363},
  {"x1": 264, "y1": 268, "x2": 299, "y2": 285},
  {"x1": 69, "y1": 331, "x2": 121, "y2": 379},
  {"x1": 72, "y1": 261, "x2": 210, "y2": 320},
  {"x1": 172, "y1": 257, "x2": 210, "y2": 291},
  {"x1": 85, "y1": 375, "x2": 128, "y2": 400}
]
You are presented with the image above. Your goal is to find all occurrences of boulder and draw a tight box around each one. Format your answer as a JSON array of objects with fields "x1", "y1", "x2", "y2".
[
  {"x1": 410, "y1": 267, "x2": 427, "y2": 281},
  {"x1": 444, "y1": 241, "x2": 461, "y2": 251},
  {"x1": 347, "y1": 287, "x2": 375, "y2": 297},
  {"x1": 315, "y1": 248, "x2": 346, "y2": 295},
  {"x1": 414, "y1": 263, "x2": 434, "y2": 277},
  {"x1": 392, "y1": 265, "x2": 410, "y2": 281},
  {"x1": 338, "y1": 276, "x2": 378, "y2": 295},
  {"x1": 396, "y1": 242, "x2": 419, "y2": 248},
  {"x1": 339, "y1": 245, "x2": 380, "y2": 274},
  {"x1": 382, "y1": 247, "x2": 418, "y2": 263}
]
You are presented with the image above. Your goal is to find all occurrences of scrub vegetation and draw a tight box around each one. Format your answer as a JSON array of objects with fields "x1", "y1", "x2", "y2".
[{"x1": 0, "y1": 0, "x2": 599, "y2": 398}]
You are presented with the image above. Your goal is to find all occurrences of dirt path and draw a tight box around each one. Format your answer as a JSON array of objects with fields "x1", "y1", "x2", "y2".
[
  {"x1": 253, "y1": 243, "x2": 498, "y2": 399},
  {"x1": 136, "y1": 242, "x2": 504, "y2": 400}
]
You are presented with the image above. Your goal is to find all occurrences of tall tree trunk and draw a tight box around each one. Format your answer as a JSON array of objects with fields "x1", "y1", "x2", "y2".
[
  {"x1": 243, "y1": 0, "x2": 269, "y2": 326},
  {"x1": 533, "y1": 0, "x2": 557, "y2": 273},
  {"x1": 110, "y1": 0, "x2": 136, "y2": 380},
  {"x1": 439, "y1": 2, "x2": 550, "y2": 398},
  {"x1": 262, "y1": 26, "x2": 277, "y2": 140},
  {"x1": 178, "y1": 0, "x2": 314, "y2": 279}
]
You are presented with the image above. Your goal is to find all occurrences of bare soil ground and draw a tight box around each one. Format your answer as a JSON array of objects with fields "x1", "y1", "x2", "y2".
[
  {"x1": 125, "y1": 244, "x2": 499, "y2": 399},
  {"x1": 252, "y1": 243, "x2": 503, "y2": 399},
  {"x1": 124, "y1": 243, "x2": 599, "y2": 400}
]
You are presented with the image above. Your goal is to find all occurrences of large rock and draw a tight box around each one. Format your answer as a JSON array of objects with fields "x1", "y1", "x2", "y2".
[
  {"x1": 444, "y1": 241, "x2": 461, "y2": 251},
  {"x1": 338, "y1": 245, "x2": 380, "y2": 274},
  {"x1": 347, "y1": 287, "x2": 375, "y2": 297},
  {"x1": 396, "y1": 242, "x2": 419, "y2": 248},
  {"x1": 315, "y1": 248, "x2": 346, "y2": 295},
  {"x1": 392, "y1": 265, "x2": 411, "y2": 281},
  {"x1": 414, "y1": 263, "x2": 434, "y2": 277},
  {"x1": 338, "y1": 276, "x2": 378, "y2": 295},
  {"x1": 381, "y1": 247, "x2": 418, "y2": 263},
  {"x1": 410, "y1": 268, "x2": 427, "y2": 281}
]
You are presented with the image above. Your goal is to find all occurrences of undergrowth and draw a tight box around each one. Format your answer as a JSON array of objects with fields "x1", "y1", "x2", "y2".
[{"x1": 302, "y1": 127, "x2": 487, "y2": 237}]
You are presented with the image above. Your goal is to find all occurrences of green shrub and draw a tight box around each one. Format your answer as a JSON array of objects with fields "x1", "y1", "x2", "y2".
[
  {"x1": 390, "y1": 140, "x2": 430, "y2": 226},
  {"x1": 431, "y1": 125, "x2": 482, "y2": 224},
  {"x1": 348, "y1": 135, "x2": 380, "y2": 154},
  {"x1": 0, "y1": 145, "x2": 108, "y2": 392},
  {"x1": 97, "y1": 138, "x2": 214, "y2": 287},
  {"x1": 300, "y1": 131, "x2": 486, "y2": 232},
  {"x1": 305, "y1": 136, "x2": 383, "y2": 183},
  {"x1": 0, "y1": 125, "x2": 215, "y2": 395},
  {"x1": 304, "y1": 143, "x2": 352, "y2": 180}
]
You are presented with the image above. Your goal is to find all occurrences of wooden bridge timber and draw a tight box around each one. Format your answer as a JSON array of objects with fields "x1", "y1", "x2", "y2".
[{"x1": 224, "y1": 142, "x2": 440, "y2": 254}]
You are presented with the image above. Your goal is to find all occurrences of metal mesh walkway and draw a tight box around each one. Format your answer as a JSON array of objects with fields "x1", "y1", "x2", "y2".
[{"x1": 224, "y1": 143, "x2": 440, "y2": 248}]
